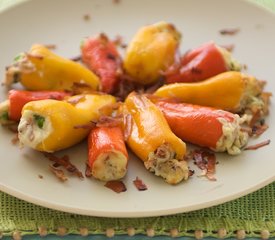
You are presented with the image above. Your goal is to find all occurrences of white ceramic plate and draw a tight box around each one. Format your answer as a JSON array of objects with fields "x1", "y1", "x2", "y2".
[{"x1": 0, "y1": 0, "x2": 274, "y2": 218}]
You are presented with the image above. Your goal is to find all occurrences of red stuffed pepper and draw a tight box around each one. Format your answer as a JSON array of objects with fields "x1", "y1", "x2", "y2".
[
  {"x1": 155, "y1": 101, "x2": 248, "y2": 155},
  {"x1": 88, "y1": 126, "x2": 128, "y2": 181},
  {"x1": 165, "y1": 41, "x2": 241, "y2": 83},
  {"x1": 0, "y1": 90, "x2": 70, "y2": 123},
  {"x1": 81, "y1": 33, "x2": 122, "y2": 94}
]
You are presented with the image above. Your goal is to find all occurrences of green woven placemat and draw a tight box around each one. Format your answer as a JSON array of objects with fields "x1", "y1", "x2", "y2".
[
  {"x1": 0, "y1": 183, "x2": 274, "y2": 238},
  {"x1": 0, "y1": 0, "x2": 275, "y2": 239}
]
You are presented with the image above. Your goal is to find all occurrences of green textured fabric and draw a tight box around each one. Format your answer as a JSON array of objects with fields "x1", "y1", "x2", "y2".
[
  {"x1": 0, "y1": 0, "x2": 275, "y2": 239},
  {"x1": 0, "y1": 184, "x2": 274, "y2": 238}
]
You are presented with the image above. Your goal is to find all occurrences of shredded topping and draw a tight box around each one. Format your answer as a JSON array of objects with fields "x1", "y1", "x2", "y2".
[
  {"x1": 133, "y1": 177, "x2": 148, "y2": 191},
  {"x1": 44, "y1": 153, "x2": 84, "y2": 179},
  {"x1": 105, "y1": 180, "x2": 127, "y2": 193},
  {"x1": 244, "y1": 139, "x2": 271, "y2": 150},
  {"x1": 49, "y1": 165, "x2": 68, "y2": 182},
  {"x1": 192, "y1": 149, "x2": 217, "y2": 181}
]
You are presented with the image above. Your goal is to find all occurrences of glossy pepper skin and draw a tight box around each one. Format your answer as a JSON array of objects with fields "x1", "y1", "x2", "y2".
[
  {"x1": 165, "y1": 42, "x2": 241, "y2": 83},
  {"x1": 88, "y1": 126, "x2": 128, "y2": 181},
  {"x1": 155, "y1": 71, "x2": 263, "y2": 113},
  {"x1": 18, "y1": 94, "x2": 116, "y2": 152},
  {"x1": 5, "y1": 44, "x2": 100, "y2": 91},
  {"x1": 81, "y1": 33, "x2": 122, "y2": 94},
  {"x1": 155, "y1": 101, "x2": 248, "y2": 155},
  {"x1": 123, "y1": 93, "x2": 188, "y2": 184},
  {"x1": 7, "y1": 90, "x2": 70, "y2": 121},
  {"x1": 123, "y1": 21, "x2": 181, "y2": 85}
]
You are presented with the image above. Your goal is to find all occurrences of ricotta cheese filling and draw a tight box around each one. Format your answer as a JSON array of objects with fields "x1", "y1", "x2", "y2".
[
  {"x1": 145, "y1": 143, "x2": 189, "y2": 184},
  {"x1": 215, "y1": 115, "x2": 248, "y2": 155},
  {"x1": 92, "y1": 151, "x2": 127, "y2": 181},
  {"x1": 18, "y1": 110, "x2": 53, "y2": 149}
]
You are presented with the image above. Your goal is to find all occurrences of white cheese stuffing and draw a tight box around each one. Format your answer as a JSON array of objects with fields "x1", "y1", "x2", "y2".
[
  {"x1": 215, "y1": 114, "x2": 248, "y2": 155},
  {"x1": 146, "y1": 144, "x2": 189, "y2": 184},
  {"x1": 18, "y1": 110, "x2": 53, "y2": 149},
  {"x1": 92, "y1": 151, "x2": 127, "y2": 181}
]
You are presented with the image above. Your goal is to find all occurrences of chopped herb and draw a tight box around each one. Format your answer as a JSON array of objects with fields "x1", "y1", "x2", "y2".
[
  {"x1": 33, "y1": 114, "x2": 45, "y2": 129},
  {"x1": 13, "y1": 53, "x2": 25, "y2": 63},
  {"x1": 0, "y1": 111, "x2": 9, "y2": 121}
]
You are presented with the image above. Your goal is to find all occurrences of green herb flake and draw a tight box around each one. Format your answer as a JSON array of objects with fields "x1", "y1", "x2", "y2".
[
  {"x1": 13, "y1": 53, "x2": 25, "y2": 63},
  {"x1": 33, "y1": 114, "x2": 45, "y2": 129},
  {"x1": 0, "y1": 111, "x2": 9, "y2": 121}
]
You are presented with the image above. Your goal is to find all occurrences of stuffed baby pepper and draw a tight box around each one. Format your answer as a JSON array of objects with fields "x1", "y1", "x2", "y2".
[
  {"x1": 123, "y1": 93, "x2": 189, "y2": 185},
  {"x1": 88, "y1": 126, "x2": 128, "y2": 181},
  {"x1": 81, "y1": 33, "x2": 122, "y2": 94},
  {"x1": 155, "y1": 101, "x2": 248, "y2": 155},
  {"x1": 5, "y1": 44, "x2": 100, "y2": 91},
  {"x1": 155, "y1": 71, "x2": 265, "y2": 114},
  {"x1": 0, "y1": 90, "x2": 70, "y2": 124},
  {"x1": 18, "y1": 94, "x2": 116, "y2": 152},
  {"x1": 124, "y1": 21, "x2": 181, "y2": 85},
  {"x1": 165, "y1": 41, "x2": 241, "y2": 83}
]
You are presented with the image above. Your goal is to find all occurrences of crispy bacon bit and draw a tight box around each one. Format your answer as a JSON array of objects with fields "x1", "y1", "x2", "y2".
[
  {"x1": 96, "y1": 115, "x2": 123, "y2": 127},
  {"x1": 44, "y1": 153, "x2": 84, "y2": 179},
  {"x1": 38, "y1": 174, "x2": 43, "y2": 179},
  {"x1": 188, "y1": 169, "x2": 195, "y2": 177},
  {"x1": 133, "y1": 177, "x2": 147, "y2": 191},
  {"x1": 251, "y1": 124, "x2": 268, "y2": 136},
  {"x1": 66, "y1": 95, "x2": 85, "y2": 105},
  {"x1": 74, "y1": 121, "x2": 96, "y2": 130},
  {"x1": 123, "y1": 114, "x2": 132, "y2": 141},
  {"x1": 105, "y1": 180, "x2": 127, "y2": 193},
  {"x1": 49, "y1": 165, "x2": 68, "y2": 182},
  {"x1": 244, "y1": 139, "x2": 271, "y2": 150},
  {"x1": 43, "y1": 44, "x2": 56, "y2": 50},
  {"x1": 193, "y1": 149, "x2": 217, "y2": 181},
  {"x1": 83, "y1": 14, "x2": 91, "y2": 21},
  {"x1": 219, "y1": 28, "x2": 240, "y2": 35},
  {"x1": 113, "y1": 0, "x2": 120, "y2": 4},
  {"x1": 85, "y1": 163, "x2": 92, "y2": 178}
]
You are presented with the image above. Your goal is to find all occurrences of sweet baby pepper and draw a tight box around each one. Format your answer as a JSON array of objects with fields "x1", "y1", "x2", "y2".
[
  {"x1": 81, "y1": 33, "x2": 122, "y2": 94},
  {"x1": 165, "y1": 41, "x2": 241, "y2": 83},
  {"x1": 154, "y1": 71, "x2": 264, "y2": 113},
  {"x1": 123, "y1": 21, "x2": 181, "y2": 85},
  {"x1": 123, "y1": 93, "x2": 189, "y2": 184},
  {"x1": 18, "y1": 94, "x2": 116, "y2": 152},
  {"x1": 5, "y1": 44, "x2": 100, "y2": 91},
  {"x1": 88, "y1": 126, "x2": 128, "y2": 181},
  {"x1": 155, "y1": 101, "x2": 248, "y2": 155},
  {"x1": 0, "y1": 90, "x2": 70, "y2": 123}
]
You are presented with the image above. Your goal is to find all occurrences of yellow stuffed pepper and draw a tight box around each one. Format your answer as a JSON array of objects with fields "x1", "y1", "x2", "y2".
[
  {"x1": 123, "y1": 21, "x2": 181, "y2": 85},
  {"x1": 5, "y1": 44, "x2": 100, "y2": 91},
  {"x1": 18, "y1": 94, "x2": 116, "y2": 152},
  {"x1": 154, "y1": 71, "x2": 265, "y2": 114},
  {"x1": 123, "y1": 93, "x2": 189, "y2": 184}
]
